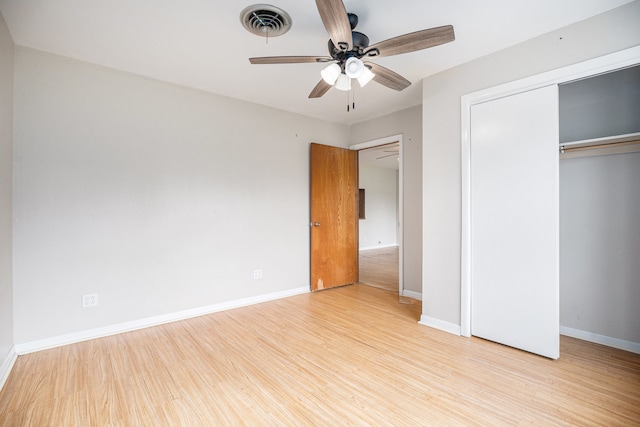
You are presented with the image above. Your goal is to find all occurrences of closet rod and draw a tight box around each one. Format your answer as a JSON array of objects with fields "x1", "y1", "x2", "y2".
[{"x1": 560, "y1": 139, "x2": 640, "y2": 153}]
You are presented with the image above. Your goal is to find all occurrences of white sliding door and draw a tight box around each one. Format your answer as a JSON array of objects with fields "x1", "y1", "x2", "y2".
[{"x1": 470, "y1": 85, "x2": 559, "y2": 359}]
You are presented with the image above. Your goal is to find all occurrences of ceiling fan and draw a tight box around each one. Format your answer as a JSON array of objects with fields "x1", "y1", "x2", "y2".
[{"x1": 248, "y1": 0, "x2": 455, "y2": 99}]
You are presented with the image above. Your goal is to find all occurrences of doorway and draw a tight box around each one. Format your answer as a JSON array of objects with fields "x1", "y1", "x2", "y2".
[{"x1": 350, "y1": 135, "x2": 403, "y2": 296}]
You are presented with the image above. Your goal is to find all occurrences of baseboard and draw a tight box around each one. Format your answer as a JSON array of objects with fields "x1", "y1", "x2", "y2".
[
  {"x1": 418, "y1": 315, "x2": 461, "y2": 336},
  {"x1": 359, "y1": 244, "x2": 399, "y2": 251},
  {"x1": 560, "y1": 326, "x2": 640, "y2": 354},
  {"x1": 0, "y1": 346, "x2": 18, "y2": 392},
  {"x1": 15, "y1": 286, "x2": 309, "y2": 355},
  {"x1": 401, "y1": 290, "x2": 422, "y2": 301}
]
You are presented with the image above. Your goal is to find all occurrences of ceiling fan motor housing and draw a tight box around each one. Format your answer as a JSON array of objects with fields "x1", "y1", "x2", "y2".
[{"x1": 328, "y1": 31, "x2": 370, "y2": 60}]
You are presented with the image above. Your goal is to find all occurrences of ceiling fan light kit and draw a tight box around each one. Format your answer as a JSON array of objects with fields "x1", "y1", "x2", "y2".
[
  {"x1": 334, "y1": 73, "x2": 352, "y2": 91},
  {"x1": 321, "y1": 63, "x2": 341, "y2": 85},
  {"x1": 246, "y1": 0, "x2": 455, "y2": 101},
  {"x1": 321, "y1": 57, "x2": 373, "y2": 89},
  {"x1": 344, "y1": 57, "x2": 364, "y2": 78},
  {"x1": 357, "y1": 66, "x2": 375, "y2": 87}
]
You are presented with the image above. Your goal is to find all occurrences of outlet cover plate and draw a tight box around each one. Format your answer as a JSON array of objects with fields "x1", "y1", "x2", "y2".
[{"x1": 82, "y1": 293, "x2": 98, "y2": 307}]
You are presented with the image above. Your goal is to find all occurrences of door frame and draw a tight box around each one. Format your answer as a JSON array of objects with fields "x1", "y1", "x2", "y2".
[
  {"x1": 460, "y1": 45, "x2": 640, "y2": 337},
  {"x1": 350, "y1": 134, "x2": 404, "y2": 296}
]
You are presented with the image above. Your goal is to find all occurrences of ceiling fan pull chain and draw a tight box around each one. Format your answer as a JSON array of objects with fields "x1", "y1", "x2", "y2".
[
  {"x1": 347, "y1": 88, "x2": 350, "y2": 112},
  {"x1": 353, "y1": 88, "x2": 356, "y2": 110}
]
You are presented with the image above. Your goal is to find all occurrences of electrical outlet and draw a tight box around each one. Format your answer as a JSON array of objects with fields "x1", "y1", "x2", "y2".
[
  {"x1": 253, "y1": 269, "x2": 263, "y2": 280},
  {"x1": 82, "y1": 293, "x2": 98, "y2": 307}
]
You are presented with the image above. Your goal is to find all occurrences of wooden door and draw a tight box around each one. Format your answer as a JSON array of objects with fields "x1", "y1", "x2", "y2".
[
  {"x1": 470, "y1": 85, "x2": 559, "y2": 359},
  {"x1": 310, "y1": 143, "x2": 359, "y2": 291}
]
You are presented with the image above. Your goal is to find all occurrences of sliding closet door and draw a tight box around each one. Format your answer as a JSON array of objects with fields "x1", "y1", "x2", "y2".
[{"x1": 470, "y1": 85, "x2": 559, "y2": 359}]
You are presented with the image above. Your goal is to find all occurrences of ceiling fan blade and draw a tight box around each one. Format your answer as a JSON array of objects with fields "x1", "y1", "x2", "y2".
[
  {"x1": 368, "y1": 25, "x2": 454, "y2": 58},
  {"x1": 365, "y1": 62, "x2": 411, "y2": 91},
  {"x1": 250, "y1": 56, "x2": 332, "y2": 64},
  {"x1": 315, "y1": 0, "x2": 352, "y2": 51},
  {"x1": 309, "y1": 80, "x2": 332, "y2": 98}
]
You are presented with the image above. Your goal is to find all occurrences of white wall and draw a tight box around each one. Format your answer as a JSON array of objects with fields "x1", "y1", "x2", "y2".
[
  {"x1": 12, "y1": 47, "x2": 349, "y2": 344},
  {"x1": 0, "y1": 12, "x2": 14, "y2": 369},
  {"x1": 422, "y1": 1, "x2": 640, "y2": 327},
  {"x1": 560, "y1": 152, "x2": 640, "y2": 343},
  {"x1": 358, "y1": 163, "x2": 397, "y2": 250},
  {"x1": 351, "y1": 105, "x2": 422, "y2": 293}
]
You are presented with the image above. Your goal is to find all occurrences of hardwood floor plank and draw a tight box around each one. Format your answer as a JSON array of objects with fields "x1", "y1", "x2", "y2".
[{"x1": 1, "y1": 284, "x2": 639, "y2": 425}]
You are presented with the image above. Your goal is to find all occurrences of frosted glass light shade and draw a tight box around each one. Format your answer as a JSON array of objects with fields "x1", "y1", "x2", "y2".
[
  {"x1": 321, "y1": 63, "x2": 341, "y2": 85},
  {"x1": 357, "y1": 67, "x2": 375, "y2": 87},
  {"x1": 334, "y1": 73, "x2": 352, "y2": 91},
  {"x1": 345, "y1": 57, "x2": 364, "y2": 78}
]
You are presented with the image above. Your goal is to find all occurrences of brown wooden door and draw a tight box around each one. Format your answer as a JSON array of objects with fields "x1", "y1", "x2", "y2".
[{"x1": 310, "y1": 143, "x2": 359, "y2": 291}]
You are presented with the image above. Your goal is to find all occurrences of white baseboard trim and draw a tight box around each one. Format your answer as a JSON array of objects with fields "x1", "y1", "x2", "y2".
[
  {"x1": 0, "y1": 346, "x2": 18, "y2": 392},
  {"x1": 15, "y1": 286, "x2": 309, "y2": 355},
  {"x1": 560, "y1": 326, "x2": 640, "y2": 354},
  {"x1": 359, "y1": 244, "x2": 399, "y2": 251},
  {"x1": 401, "y1": 290, "x2": 422, "y2": 301},
  {"x1": 418, "y1": 315, "x2": 461, "y2": 336}
]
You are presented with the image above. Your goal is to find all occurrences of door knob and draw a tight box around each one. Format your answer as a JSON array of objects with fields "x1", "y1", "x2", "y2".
[{"x1": 310, "y1": 222, "x2": 321, "y2": 227}]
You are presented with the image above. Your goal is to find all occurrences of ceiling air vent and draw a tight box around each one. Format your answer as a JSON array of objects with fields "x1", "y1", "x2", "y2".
[{"x1": 240, "y1": 4, "x2": 292, "y2": 37}]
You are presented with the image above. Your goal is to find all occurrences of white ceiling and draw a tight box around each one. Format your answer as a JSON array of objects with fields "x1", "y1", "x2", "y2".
[{"x1": 0, "y1": 0, "x2": 633, "y2": 125}]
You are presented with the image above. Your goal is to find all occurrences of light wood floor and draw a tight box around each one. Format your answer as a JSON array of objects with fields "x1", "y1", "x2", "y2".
[
  {"x1": 359, "y1": 246, "x2": 399, "y2": 292},
  {"x1": 1, "y1": 285, "x2": 639, "y2": 426}
]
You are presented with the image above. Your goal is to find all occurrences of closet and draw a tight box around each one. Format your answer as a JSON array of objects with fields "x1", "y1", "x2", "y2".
[
  {"x1": 558, "y1": 64, "x2": 640, "y2": 349},
  {"x1": 462, "y1": 48, "x2": 640, "y2": 358}
]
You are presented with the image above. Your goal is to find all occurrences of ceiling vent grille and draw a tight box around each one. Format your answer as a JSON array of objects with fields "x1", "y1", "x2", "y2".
[{"x1": 240, "y1": 4, "x2": 292, "y2": 37}]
